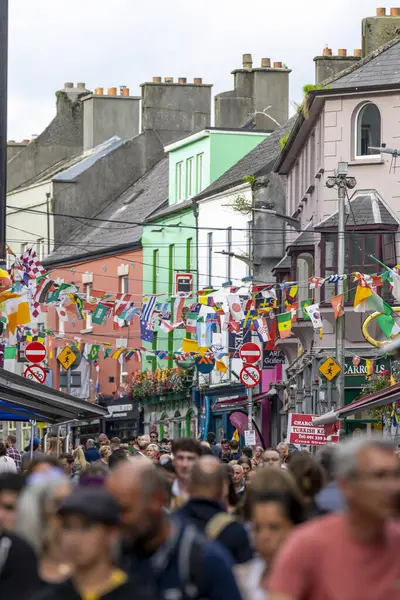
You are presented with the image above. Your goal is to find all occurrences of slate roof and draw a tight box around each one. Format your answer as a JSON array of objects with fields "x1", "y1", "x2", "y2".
[
  {"x1": 146, "y1": 198, "x2": 193, "y2": 222},
  {"x1": 329, "y1": 37, "x2": 400, "y2": 89},
  {"x1": 193, "y1": 116, "x2": 297, "y2": 201},
  {"x1": 315, "y1": 190, "x2": 399, "y2": 229},
  {"x1": 286, "y1": 222, "x2": 316, "y2": 250},
  {"x1": 272, "y1": 255, "x2": 291, "y2": 272},
  {"x1": 44, "y1": 157, "x2": 169, "y2": 265},
  {"x1": 10, "y1": 136, "x2": 127, "y2": 192}
]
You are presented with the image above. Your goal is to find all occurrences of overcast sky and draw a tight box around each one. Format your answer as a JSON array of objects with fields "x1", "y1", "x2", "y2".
[{"x1": 7, "y1": 0, "x2": 387, "y2": 139}]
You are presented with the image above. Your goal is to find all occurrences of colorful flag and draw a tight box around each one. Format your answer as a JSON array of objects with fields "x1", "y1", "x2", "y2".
[
  {"x1": 255, "y1": 317, "x2": 269, "y2": 342},
  {"x1": 216, "y1": 359, "x2": 227, "y2": 374},
  {"x1": 182, "y1": 338, "x2": 199, "y2": 353},
  {"x1": 301, "y1": 299, "x2": 312, "y2": 320},
  {"x1": 88, "y1": 345, "x2": 100, "y2": 361},
  {"x1": 140, "y1": 295, "x2": 157, "y2": 342},
  {"x1": 104, "y1": 348, "x2": 113, "y2": 359},
  {"x1": 112, "y1": 348, "x2": 125, "y2": 360},
  {"x1": 34, "y1": 278, "x2": 54, "y2": 304},
  {"x1": 285, "y1": 285, "x2": 298, "y2": 305},
  {"x1": 308, "y1": 276, "x2": 325, "y2": 289},
  {"x1": 155, "y1": 349, "x2": 169, "y2": 360},
  {"x1": 330, "y1": 294, "x2": 344, "y2": 319},
  {"x1": 353, "y1": 280, "x2": 385, "y2": 313},
  {"x1": 92, "y1": 303, "x2": 109, "y2": 325},
  {"x1": 185, "y1": 312, "x2": 198, "y2": 334},
  {"x1": 391, "y1": 402, "x2": 399, "y2": 427},
  {"x1": 56, "y1": 305, "x2": 69, "y2": 322},
  {"x1": 172, "y1": 296, "x2": 185, "y2": 323},
  {"x1": 115, "y1": 293, "x2": 133, "y2": 316},
  {"x1": 277, "y1": 312, "x2": 292, "y2": 339},
  {"x1": 6, "y1": 294, "x2": 31, "y2": 334},
  {"x1": 391, "y1": 374, "x2": 397, "y2": 386},
  {"x1": 159, "y1": 320, "x2": 175, "y2": 333},
  {"x1": 241, "y1": 310, "x2": 258, "y2": 330},
  {"x1": 286, "y1": 303, "x2": 297, "y2": 323},
  {"x1": 84, "y1": 290, "x2": 107, "y2": 312},
  {"x1": 304, "y1": 303, "x2": 323, "y2": 330},
  {"x1": 21, "y1": 247, "x2": 47, "y2": 279},
  {"x1": 227, "y1": 295, "x2": 244, "y2": 321},
  {"x1": 365, "y1": 359, "x2": 374, "y2": 376}
]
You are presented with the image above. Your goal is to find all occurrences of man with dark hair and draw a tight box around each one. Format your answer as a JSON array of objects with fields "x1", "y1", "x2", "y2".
[
  {"x1": 59, "y1": 452, "x2": 74, "y2": 478},
  {"x1": 0, "y1": 473, "x2": 24, "y2": 530},
  {"x1": 229, "y1": 440, "x2": 241, "y2": 460},
  {"x1": 31, "y1": 487, "x2": 139, "y2": 600},
  {"x1": 206, "y1": 432, "x2": 222, "y2": 459},
  {"x1": 241, "y1": 446, "x2": 253, "y2": 460},
  {"x1": 107, "y1": 459, "x2": 243, "y2": 600},
  {"x1": 150, "y1": 431, "x2": 159, "y2": 444},
  {"x1": 176, "y1": 456, "x2": 253, "y2": 564},
  {"x1": 6, "y1": 435, "x2": 21, "y2": 473},
  {"x1": 108, "y1": 449, "x2": 129, "y2": 471},
  {"x1": 171, "y1": 438, "x2": 202, "y2": 508}
]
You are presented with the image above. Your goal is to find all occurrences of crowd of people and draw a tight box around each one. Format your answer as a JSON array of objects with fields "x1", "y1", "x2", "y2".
[{"x1": 0, "y1": 430, "x2": 400, "y2": 599}]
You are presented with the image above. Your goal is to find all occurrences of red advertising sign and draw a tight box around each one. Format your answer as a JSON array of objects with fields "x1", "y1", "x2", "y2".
[{"x1": 288, "y1": 413, "x2": 340, "y2": 447}]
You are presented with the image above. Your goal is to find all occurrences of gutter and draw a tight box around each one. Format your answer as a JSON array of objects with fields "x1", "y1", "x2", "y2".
[{"x1": 43, "y1": 240, "x2": 142, "y2": 269}]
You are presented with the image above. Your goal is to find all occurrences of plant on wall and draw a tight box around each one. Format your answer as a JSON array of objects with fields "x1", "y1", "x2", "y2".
[
  {"x1": 231, "y1": 194, "x2": 252, "y2": 215},
  {"x1": 297, "y1": 83, "x2": 331, "y2": 117},
  {"x1": 280, "y1": 133, "x2": 289, "y2": 150},
  {"x1": 357, "y1": 362, "x2": 400, "y2": 422},
  {"x1": 131, "y1": 368, "x2": 192, "y2": 399}
]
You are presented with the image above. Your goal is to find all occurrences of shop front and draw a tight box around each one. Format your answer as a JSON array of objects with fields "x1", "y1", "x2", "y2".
[
  {"x1": 104, "y1": 396, "x2": 142, "y2": 440},
  {"x1": 142, "y1": 389, "x2": 197, "y2": 439}
]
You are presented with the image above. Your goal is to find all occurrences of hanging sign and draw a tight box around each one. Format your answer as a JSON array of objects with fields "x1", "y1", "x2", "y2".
[
  {"x1": 288, "y1": 413, "x2": 340, "y2": 446},
  {"x1": 195, "y1": 355, "x2": 215, "y2": 374},
  {"x1": 57, "y1": 346, "x2": 77, "y2": 370},
  {"x1": 25, "y1": 341, "x2": 46, "y2": 364},
  {"x1": 175, "y1": 273, "x2": 193, "y2": 296},
  {"x1": 262, "y1": 349, "x2": 286, "y2": 368},
  {"x1": 240, "y1": 364, "x2": 261, "y2": 388},
  {"x1": 24, "y1": 364, "x2": 47, "y2": 384},
  {"x1": 244, "y1": 430, "x2": 256, "y2": 446},
  {"x1": 239, "y1": 342, "x2": 261, "y2": 364}
]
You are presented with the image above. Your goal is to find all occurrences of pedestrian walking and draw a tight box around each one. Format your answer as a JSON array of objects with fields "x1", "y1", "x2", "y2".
[
  {"x1": 107, "y1": 459, "x2": 244, "y2": 600},
  {"x1": 267, "y1": 436, "x2": 400, "y2": 600},
  {"x1": 6, "y1": 435, "x2": 22, "y2": 473},
  {"x1": 84, "y1": 439, "x2": 100, "y2": 464},
  {"x1": 175, "y1": 456, "x2": 253, "y2": 565},
  {"x1": 171, "y1": 438, "x2": 202, "y2": 508},
  {"x1": 0, "y1": 442, "x2": 17, "y2": 474}
]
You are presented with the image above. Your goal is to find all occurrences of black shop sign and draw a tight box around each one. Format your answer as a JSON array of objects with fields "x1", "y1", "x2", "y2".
[{"x1": 263, "y1": 349, "x2": 286, "y2": 368}]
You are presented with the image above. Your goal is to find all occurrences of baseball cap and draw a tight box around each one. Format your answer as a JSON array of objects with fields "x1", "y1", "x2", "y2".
[
  {"x1": 58, "y1": 486, "x2": 121, "y2": 525},
  {"x1": 159, "y1": 445, "x2": 171, "y2": 454}
]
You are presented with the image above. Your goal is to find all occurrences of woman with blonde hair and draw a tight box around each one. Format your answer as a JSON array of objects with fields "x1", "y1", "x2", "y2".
[
  {"x1": 15, "y1": 471, "x2": 73, "y2": 584},
  {"x1": 99, "y1": 444, "x2": 112, "y2": 467},
  {"x1": 46, "y1": 436, "x2": 58, "y2": 456},
  {"x1": 72, "y1": 446, "x2": 87, "y2": 481},
  {"x1": 146, "y1": 443, "x2": 160, "y2": 463}
]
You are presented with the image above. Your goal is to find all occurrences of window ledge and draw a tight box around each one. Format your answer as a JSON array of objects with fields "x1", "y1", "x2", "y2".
[
  {"x1": 80, "y1": 327, "x2": 93, "y2": 334},
  {"x1": 349, "y1": 158, "x2": 384, "y2": 166}
]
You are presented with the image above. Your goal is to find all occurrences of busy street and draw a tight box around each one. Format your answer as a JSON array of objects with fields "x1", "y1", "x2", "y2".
[{"x1": 3, "y1": 1, "x2": 400, "y2": 599}]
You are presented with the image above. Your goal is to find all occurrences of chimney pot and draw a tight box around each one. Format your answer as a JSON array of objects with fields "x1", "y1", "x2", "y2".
[
  {"x1": 377, "y1": 7, "x2": 386, "y2": 16},
  {"x1": 96, "y1": 87, "x2": 104, "y2": 95},
  {"x1": 164, "y1": 77, "x2": 174, "y2": 83},
  {"x1": 178, "y1": 77, "x2": 187, "y2": 84},
  {"x1": 120, "y1": 86, "x2": 130, "y2": 96},
  {"x1": 77, "y1": 82, "x2": 86, "y2": 89},
  {"x1": 194, "y1": 78, "x2": 202, "y2": 85},
  {"x1": 152, "y1": 77, "x2": 162, "y2": 83},
  {"x1": 261, "y1": 58, "x2": 271, "y2": 68},
  {"x1": 8, "y1": 139, "x2": 15, "y2": 143},
  {"x1": 273, "y1": 61, "x2": 282, "y2": 68},
  {"x1": 64, "y1": 82, "x2": 73, "y2": 89},
  {"x1": 338, "y1": 49, "x2": 347, "y2": 57},
  {"x1": 354, "y1": 49, "x2": 362, "y2": 57},
  {"x1": 322, "y1": 47, "x2": 332, "y2": 56},
  {"x1": 390, "y1": 7, "x2": 400, "y2": 16},
  {"x1": 108, "y1": 87, "x2": 117, "y2": 96},
  {"x1": 22, "y1": 139, "x2": 30, "y2": 143},
  {"x1": 242, "y1": 53, "x2": 253, "y2": 69}
]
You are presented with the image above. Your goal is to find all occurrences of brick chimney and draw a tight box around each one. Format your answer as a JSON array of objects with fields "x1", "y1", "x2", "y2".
[
  {"x1": 140, "y1": 77, "x2": 212, "y2": 145},
  {"x1": 362, "y1": 8, "x2": 400, "y2": 57},
  {"x1": 314, "y1": 48, "x2": 362, "y2": 84},
  {"x1": 214, "y1": 54, "x2": 291, "y2": 130},
  {"x1": 81, "y1": 86, "x2": 141, "y2": 151}
]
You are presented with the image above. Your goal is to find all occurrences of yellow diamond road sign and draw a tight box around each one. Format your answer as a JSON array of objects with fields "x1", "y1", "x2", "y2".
[
  {"x1": 319, "y1": 357, "x2": 341, "y2": 381},
  {"x1": 57, "y1": 346, "x2": 77, "y2": 370}
]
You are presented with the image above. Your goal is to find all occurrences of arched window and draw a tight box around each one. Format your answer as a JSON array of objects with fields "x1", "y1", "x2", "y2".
[{"x1": 355, "y1": 103, "x2": 381, "y2": 157}]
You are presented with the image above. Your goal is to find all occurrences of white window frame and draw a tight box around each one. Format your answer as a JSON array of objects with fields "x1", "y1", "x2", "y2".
[
  {"x1": 186, "y1": 157, "x2": 194, "y2": 198},
  {"x1": 176, "y1": 161, "x2": 184, "y2": 202},
  {"x1": 196, "y1": 153, "x2": 204, "y2": 193},
  {"x1": 119, "y1": 275, "x2": 129, "y2": 294},
  {"x1": 354, "y1": 102, "x2": 382, "y2": 161}
]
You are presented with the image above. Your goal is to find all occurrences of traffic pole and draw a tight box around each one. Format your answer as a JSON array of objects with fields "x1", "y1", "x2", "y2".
[
  {"x1": 247, "y1": 386, "x2": 253, "y2": 431},
  {"x1": 0, "y1": 0, "x2": 8, "y2": 266}
]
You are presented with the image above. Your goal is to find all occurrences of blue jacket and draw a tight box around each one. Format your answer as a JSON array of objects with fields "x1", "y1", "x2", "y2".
[
  {"x1": 314, "y1": 481, "x2": 345, "y2": 515},
  {"x1": 84, "y1": 447, "x2": 100, "y2": 463}
]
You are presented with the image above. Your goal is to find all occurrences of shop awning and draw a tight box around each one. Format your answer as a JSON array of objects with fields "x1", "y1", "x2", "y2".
[
  {"x1": 212, "y1": 391, "x2": 270, "y2": 413},
  {"x1": 0, "y1": 368, "x2": 108, "y2": 423},
  {"x1": 312, "y1": 382, "x2": 400, "y2": 426}
]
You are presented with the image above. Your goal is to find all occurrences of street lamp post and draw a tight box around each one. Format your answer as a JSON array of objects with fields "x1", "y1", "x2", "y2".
[
  {"x1": 326, "y1": 163, "x2": 356, "y2": 407},
  {"x1": 0, "y1": 0, "x2": 8, "y2": 266}
]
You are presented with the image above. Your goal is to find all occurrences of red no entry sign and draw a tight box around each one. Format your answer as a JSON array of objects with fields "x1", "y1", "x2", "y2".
[
  {"x1": 25, "y1": 342, "x2": 46, "y2": 364},
  {"x1": 24, "y1": 364, "x2": 47, "y2": 384},
  {"x1": 239, "y1": 342, "x2": 261, "y2": 364},
  {"x1": 240, "y1": 364, "x2": 261, "y2": 388}
]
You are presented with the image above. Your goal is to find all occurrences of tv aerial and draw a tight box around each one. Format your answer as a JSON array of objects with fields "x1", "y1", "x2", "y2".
[{"x1": 369, "y1": 143, "x2": 400, "y2": 173}]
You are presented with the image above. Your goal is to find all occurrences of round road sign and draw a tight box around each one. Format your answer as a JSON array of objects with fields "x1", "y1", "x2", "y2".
[
  {"x1": 240, "y1": 364, "x2": 261, "y2": 388},
  {"x1": 25, "y1": 341, "x2": 47, "y2": 364},
  {"x1": 239, "y1": 342, "x2": 261, "y2": 364},
  {"x1": 24, "y1": 364, "x2": 47, "y2": 384}
]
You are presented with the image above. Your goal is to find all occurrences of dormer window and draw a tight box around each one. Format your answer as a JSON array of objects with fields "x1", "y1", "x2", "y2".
[{"x1": 355, "y1": 103, "x2": 381, "y2": 158}]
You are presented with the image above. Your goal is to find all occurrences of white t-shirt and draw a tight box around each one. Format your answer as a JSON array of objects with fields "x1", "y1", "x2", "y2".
[{"x1": 0, "y1": 455, "x2": 17, "y2": 473}]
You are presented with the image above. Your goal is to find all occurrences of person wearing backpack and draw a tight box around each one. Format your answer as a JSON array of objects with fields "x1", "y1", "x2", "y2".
[
  {"x1": 175, "y1": 456, "x2": 253, "y2": 565},
  {"x1": 107, "y1": 457, "x2": 244, "y2": 600}
]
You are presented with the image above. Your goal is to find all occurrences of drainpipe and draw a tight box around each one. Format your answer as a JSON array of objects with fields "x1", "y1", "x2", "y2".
[{"x1": 46, "y1": 193, "x2": 51, "y2": 254}]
